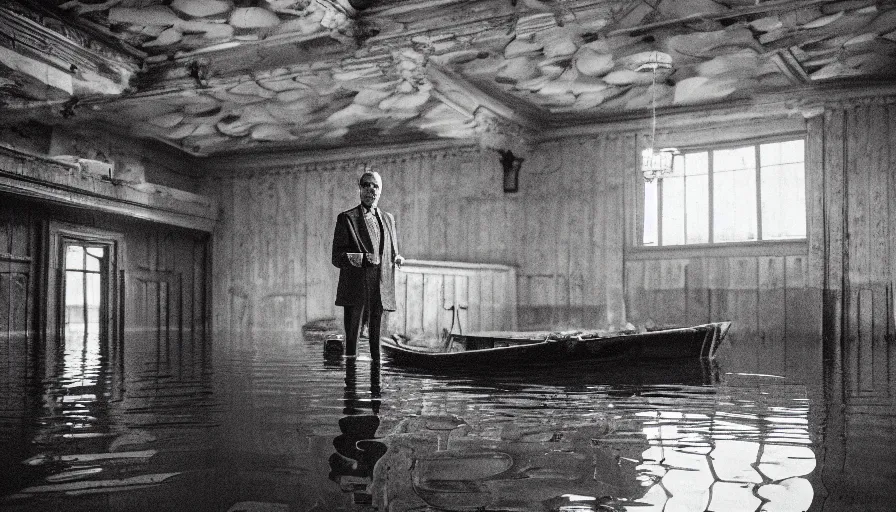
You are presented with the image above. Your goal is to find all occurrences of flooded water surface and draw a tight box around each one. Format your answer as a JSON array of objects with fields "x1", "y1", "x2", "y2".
[{"x1": 0, "y1": 332, "x2": 892, "y2": 511}]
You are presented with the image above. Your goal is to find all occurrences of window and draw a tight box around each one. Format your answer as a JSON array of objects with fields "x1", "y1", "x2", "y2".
[{"x1": 642, "y1": 139, "x2": 806, "y2": 246}]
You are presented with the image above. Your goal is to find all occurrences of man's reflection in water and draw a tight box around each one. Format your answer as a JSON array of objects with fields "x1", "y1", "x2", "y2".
[{"x1": 329, "y1": 359, "x2": 388, "y2": 506}]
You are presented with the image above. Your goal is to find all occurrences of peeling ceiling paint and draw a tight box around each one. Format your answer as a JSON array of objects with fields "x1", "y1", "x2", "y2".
[{"x1": 2, "y1": 0, "x2": 895, "y2": 155}]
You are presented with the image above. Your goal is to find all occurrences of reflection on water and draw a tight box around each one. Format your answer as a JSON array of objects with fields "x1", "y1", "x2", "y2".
[{"x1": 0, "y1": 332, "x2": 891, "y2": 511}]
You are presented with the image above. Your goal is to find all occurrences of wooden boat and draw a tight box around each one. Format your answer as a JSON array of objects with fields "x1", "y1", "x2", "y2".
[{"x1": 381, "y1": 322, "x2": 731, "y2": 370}]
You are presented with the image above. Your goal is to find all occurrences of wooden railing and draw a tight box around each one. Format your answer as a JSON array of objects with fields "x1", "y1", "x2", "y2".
[{"x1": 387, "y1": 259, "x2": 517, "y2": 340}]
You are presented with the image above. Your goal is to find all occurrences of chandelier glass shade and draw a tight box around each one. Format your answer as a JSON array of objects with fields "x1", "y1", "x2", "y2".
[{"x1": 639, "y1": 53, "x2": 678, "y2": 182}]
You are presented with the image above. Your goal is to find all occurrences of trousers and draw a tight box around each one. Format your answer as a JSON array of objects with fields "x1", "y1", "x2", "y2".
[{"x1": 343, "y1": 268, "x2": 383, "y2": 359}]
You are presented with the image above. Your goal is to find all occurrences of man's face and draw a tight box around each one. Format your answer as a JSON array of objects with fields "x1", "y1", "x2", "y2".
[{"x1": 359, "y1": 174, "x2": 381, "y2": 208}]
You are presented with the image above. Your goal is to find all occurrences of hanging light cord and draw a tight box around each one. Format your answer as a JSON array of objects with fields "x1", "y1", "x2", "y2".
[{"x1": 650, "y1": 55, "x2": 657, "y2": 152}]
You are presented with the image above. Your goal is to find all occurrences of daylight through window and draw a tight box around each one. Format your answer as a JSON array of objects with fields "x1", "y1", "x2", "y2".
[{"x1": 642, "y1": 139, "x2": 806, "y2": 246}]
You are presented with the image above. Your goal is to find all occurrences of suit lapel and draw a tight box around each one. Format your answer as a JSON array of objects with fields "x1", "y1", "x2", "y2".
[{"x1": 348, "y1": 205, "x2": 373, "y2": 253}]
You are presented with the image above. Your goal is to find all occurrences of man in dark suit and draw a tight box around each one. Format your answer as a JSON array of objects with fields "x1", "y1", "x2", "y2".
[{"x1": 332, "y1": 170, "x2": 404, "y2": 361}]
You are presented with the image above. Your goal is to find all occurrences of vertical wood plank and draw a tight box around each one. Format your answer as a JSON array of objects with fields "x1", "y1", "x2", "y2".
[
  {"x1": 422, "y1": 273, "x2": 441, "y2": 339},
  {"x1": 468, "y1": 273, "x2": 481, "y2": 333},
  {"x1": 305, "y1": 171, "x2": 329, "y2": 323},
  {"x1": 805, "y1": 115, "x2": 825, "y2": 290},
  {"x1": 440, "y1": 271, "x2": 455, "y2": 334},
  {"x1": 405, "y1": 272, "x2": 424, "y2": 336},
  {"x1": 493, "y1": 271, "x2": 508, "y2": 331},
  {"x1": 480, "y1": 272, "x2": 494, "y2": 332},
  {"x1": 758, "y1": 256, "x2": 786, "y2": 375},
  {"x1": 605, "y1": 134, "x2": 630, "y2": 328},
  {"x1": 824, "y1": 109, "x2": 845, "y2": 292},
  {"x1": 625, "y1": 260, "x2": 645, "y2": 325},
  {"x1": 0, "y1": 273, "x2": 9, "y2": 351},
  {"x1": 392, "y1": 268, "x2": 407, "y2": 335},
  {"x1": 857, "y1": 288, "x2": 874, "y2": 392},
  {"x1": 685, "y1": 258, "x2": 710, "y2": 326}
]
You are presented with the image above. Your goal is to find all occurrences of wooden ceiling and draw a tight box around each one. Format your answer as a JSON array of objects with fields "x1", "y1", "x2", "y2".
[{"x1": 2, "y1": 0, "x2": 895, "y2": 156}]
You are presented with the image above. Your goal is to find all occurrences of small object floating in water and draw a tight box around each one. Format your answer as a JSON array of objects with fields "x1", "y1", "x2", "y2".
[
  {"x1": 8, "y1": 472, "x2": 180, "y2": 498},
  {"x1": 324, "y1": 335, "x2": 344, "y2": 357},
  {"x1": 45, "y1": 467, "x2": 103, "y2": 483},
  {"x1": 226, "y1": 502, "x2": 290, "y2": 512},
  {"x1": 23, "y1": 450, "x2": 157, "y2": 466}
]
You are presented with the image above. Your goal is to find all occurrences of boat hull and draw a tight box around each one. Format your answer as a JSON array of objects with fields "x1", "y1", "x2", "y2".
[{"x1": 381, "y1": 322, "x2": 731, "y2": 370}]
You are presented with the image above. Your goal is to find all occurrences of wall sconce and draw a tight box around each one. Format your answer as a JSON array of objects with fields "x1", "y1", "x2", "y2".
[{"x1": 498, "y1": 149, "x2": 523, "y2": 193}]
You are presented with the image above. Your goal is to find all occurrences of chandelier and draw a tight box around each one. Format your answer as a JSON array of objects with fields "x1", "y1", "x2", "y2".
[{"x1": 639, "y1": 53, "x2": 678, "y2": 182}]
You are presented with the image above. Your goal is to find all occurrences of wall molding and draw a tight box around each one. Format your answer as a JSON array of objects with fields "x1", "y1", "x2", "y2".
[
  {"x1": 0, "y1": 144, "x2": 217, "y2": 232},
  {"x1": 203, "y1": 138, "x2": 482, "y2": 177},
  {"x1": 542, "y1": 82, "x2": 896, "y2": 141}
]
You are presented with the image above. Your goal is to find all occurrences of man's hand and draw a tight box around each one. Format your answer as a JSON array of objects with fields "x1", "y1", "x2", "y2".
[{"x1": 394, "y1": 255, "x2": 404, "y2": 269}]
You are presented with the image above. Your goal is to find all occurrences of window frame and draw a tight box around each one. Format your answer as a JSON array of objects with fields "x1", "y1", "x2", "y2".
[{"x1": 639, "y1": 134, "x2": 808, "y2": 249}]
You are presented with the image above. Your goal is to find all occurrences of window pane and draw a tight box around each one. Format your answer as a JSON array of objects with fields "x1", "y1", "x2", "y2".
[
  {"x1": 662, "y1": 175, "x2": 686, "y2": 246},
  {"x1": 684, "y1": 152, "x2": 708, "y2": 177},
  {"x1": 643, "y1": 180, "x2": 658, "y2": 246},
  {"x1": 85, "y1": 248, "x2": 103, "y2": 272},
  {"x1": 760, "y1": 139, "x2": 804, "y2": 166},
  {"x1": 85, "y1": 273, "x2": 102, "y2": 325},
  {"x1": 713, "y1": 147, "x2": 757, "y2": 242},
  {"x1": 686, "y1": 175, "x2": 709, "y2": 243},
  {"x1": 65, "y1": 245, "x2": 84, "y2": 270},
  {"x1": 761, "y1": 161, "x2": 806, "y2": 239}
]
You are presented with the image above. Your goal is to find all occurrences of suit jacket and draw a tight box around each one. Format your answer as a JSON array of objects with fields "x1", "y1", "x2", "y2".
[{"x1": 332, "y1": 205, "x2": 399, "y2": 311}]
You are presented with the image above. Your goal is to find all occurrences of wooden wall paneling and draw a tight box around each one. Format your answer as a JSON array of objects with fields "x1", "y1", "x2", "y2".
[
  {"x1": 479, "y1": 271, "x2": 494, "y2": 332},
  {"x1": 467, "y1": 271, "x2": 481, "y2": 333},
  {"x1": 848, "y1": 106, "x2": 870, "y2": 288},
  {"x1": 758, "y1": 256, "x2": 786, "y2": 375},
  {"x1": 444, "y1": 181, "x2": 462, "y2": 262},
  {"x1": 730, "y1": 257, "x2": 759, "y2": 333},
  {"x1": 641, "y1": 259, "x2": 659, "y2": 326},
  {"x1": 389, "y1": 267, "x2": 407, "y2": 335},
  {"x1": 491, "y1": 270, "x2": 507, "y2": 331},
  {"x1": 454, "y1": 274, "x2": 469, "y2": 334},
  {"x1": 405, "y1": 271, "x2": 424, "y2": 335},
  {"x1": 822, "y1": 108, "x2": 846, "y2": 400},
  {"x1": 266, "y1": 173, "x2": 280, "y2": 302},
  {"x1": 605, "y1": 134, "x2": 630, "y2": 328},
  {"x1": 783, "y1": 253, "x2": 816, "y2": 351},
  {"x1": 211, "y1": 179, "x2": 228, "y2": 332},
  {"x1": 507, "y1": 267, "x2": 518, "y2": 330},
  {"x1": 248, "y1": 175, "x2": 263, "y2": 333},
  {"x1": 422, "y1": 273, "x2": 441, "y2": 339},
  {"x1": 872, "y1": 282, "x2": 889, "y2": 396},
  {"x1": 857, "y1": 288, "x2": 874, "y2": 394},
  {"x1": 410, "y1": 156, "x2": 429, "y2": 259},
  {"x1": 440, "y1": 272, "x2": 455, "y2": 335},
  {"x1": 190, "y1": 240, "x2": 201, "y2": 344},
  {"x1": 395, "y1": 157, "x2": 414, "y2": 260},
  {"x1": 806, "y1": 115, "x2": 825, "y2": 291},
  {"x1": 869, "y1": 105, "x2": 891, "y2": 399},
  {"x1": 889, "y1": 103, "x2": 896, "y2": 399},
  {"x1": 555, "y1": 141, "x2": 574, "y2": 327},
  {"x1": 685, "y1": 258, "x2": 710, "y2": 326},
  {"x1": 624, "y1": 260, "x2": 645, "y2": 325},
  {"x1": 11, "y1": 210, "x2": 28, "y2": 259},
  {"x1": 707, "y1": 257, "x2": 730, "y2": 331},
  {"x1": 0, "y1": 209, "x2": 9, "y2": 255},
  {"x1": 845, "y1": 106, "x2": 868, "y2": 397},
  {"x1": 11, "y1": 272, "x2": 27, "y2": 342},
  {"x1": 870, "y1": 105, "x2": 889, "y2": 286},
  {"x1": 659, "y1": 259, "x2": 688, "y2": 327},
  {"x1": 231, "y1": 176, "x2": 251, "y2": 334},
  {"x1": 1, "y1": 271, "x2": 9, "y2": 351},
  {"x1": 304, "y1": 171, "x2": 328, "y2": 324},
  {"x1": 287, "y1": 171, "x2": 306, "y2": 332},
  {"x1": 587, "y1": 138, "x2": 606, "y2": 325}
]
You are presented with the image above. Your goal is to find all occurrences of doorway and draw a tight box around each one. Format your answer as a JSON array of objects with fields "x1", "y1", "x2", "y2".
[
  {"x1": 61, "y1": 242, "x2": 108, "y2": 375},
  {"x1": 45, "y1": 223, "x2": 124, "y2": 380}
]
